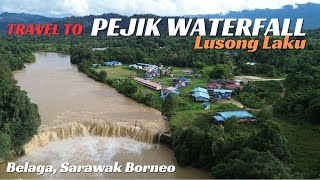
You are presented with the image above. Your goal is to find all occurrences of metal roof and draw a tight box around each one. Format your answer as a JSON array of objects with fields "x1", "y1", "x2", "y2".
[
  {"x1": 213, "y1": 89, "x2": 233, "y2": 93},
  {"x1": 193, "y1": 87, "x2": 208, "y2": 93},
  {"x1": 213, "y1": 115, "x2": 225, "y2": 121},
  {"x1": 217, "y1": 111, "x2": 254, "y2": 119},
  {"x1": 194, "y1": 92, "x2": 210, "y2": 99},
  {"x1": 179, "y1": 77, "x2": 190, "y2": 82}
]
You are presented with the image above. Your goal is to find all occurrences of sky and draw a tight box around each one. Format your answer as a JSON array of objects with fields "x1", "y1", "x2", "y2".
[{"x1": 0, "y1": 0, "x2": 319, "y2": 17}]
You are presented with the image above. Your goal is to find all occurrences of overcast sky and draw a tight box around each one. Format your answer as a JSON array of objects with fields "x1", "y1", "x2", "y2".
[{"x1": 0, "y1": 0, "x2": 319, "y2": 17}]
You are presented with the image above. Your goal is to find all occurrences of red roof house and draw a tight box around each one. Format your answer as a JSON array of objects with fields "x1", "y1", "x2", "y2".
[
  {"x1": 206, "y1": 83, "x2": 222, "y2": 90},
  {"x1": 225, "y1": 83, "x2": 241, "y2": 90}
]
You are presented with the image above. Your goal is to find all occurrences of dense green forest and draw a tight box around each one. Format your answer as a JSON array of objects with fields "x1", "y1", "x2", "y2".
[
  {"x1": 0, "y1": 28, "x2": 319, "y2": 178},
  {"x1": 0, "y1": 41, "x2": 40, "y2": 161}
]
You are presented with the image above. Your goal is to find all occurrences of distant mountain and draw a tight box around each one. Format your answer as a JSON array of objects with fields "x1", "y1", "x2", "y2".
[
  {"x1": 0, "y1": 2, "x2": 319, "y2": 34},
  {"x1": 0, "y1": 12, "x2": 58, "y2": 33},
  {"x1": 189, "y1": 3, "x2": 320, "y2": 29}
]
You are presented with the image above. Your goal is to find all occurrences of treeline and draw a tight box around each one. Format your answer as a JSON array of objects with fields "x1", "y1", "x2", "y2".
[
  {"x1": 0, "y1": 41, "x2": 41, "y2": 160},
  {"x1": 72, "y1": 48, "x2": 162, "y2": 110},
  {"x1": 172, "y1": 117, "x2": 292, "y2": 178},
  {"x1": 70, "y1": 36, "x2": 230, "y2": 68},
  {"x1": 234, "y1": 36, "x2": 320, "y2": 77},
  {"x1": 274, "y1": 63, "x2": 320, "y2": 124}
]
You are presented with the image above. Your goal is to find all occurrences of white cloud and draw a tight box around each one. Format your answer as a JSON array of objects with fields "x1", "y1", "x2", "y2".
[{"x1": 0, "y1": 0, "x2": 319, "y2": 17}]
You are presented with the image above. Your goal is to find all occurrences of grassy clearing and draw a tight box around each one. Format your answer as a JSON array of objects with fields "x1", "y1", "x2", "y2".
[
  {"x1": 277, "y1": 119, "x2": 320, "y2": 178},
  {"x1": 171, "y1": 103, "x2": 242, "y2": 128},
  {"x1": 96, "y1": 66, "x2": 137, "y2": 79}
]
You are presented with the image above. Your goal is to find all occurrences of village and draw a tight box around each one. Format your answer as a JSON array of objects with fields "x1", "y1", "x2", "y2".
[{"x1": 92, "y1": 59, "x2": 257, "y2": 124}]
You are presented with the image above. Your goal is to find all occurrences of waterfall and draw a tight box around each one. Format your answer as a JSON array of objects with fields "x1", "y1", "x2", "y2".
[
  {"x1": 23, "y1": 121, "x2": 157, "y2": 155},
  {"x1": 157, "y1": 132, "x2": 163, "y2": 145}
]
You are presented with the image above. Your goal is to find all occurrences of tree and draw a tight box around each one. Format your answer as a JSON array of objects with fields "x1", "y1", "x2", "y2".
[
  {"x1": 208, "y1": 64, "x2": 233, "y2": 79},
  {"x1": 249, "y1": 121, "x2": 291, "y2": 162},
  {"x1": 256, "y1": 109, "x2": 273, "y2": 122},
  {"x1": 0, "y1": 132, "x2": 12, "y2": 159},
  {"x1": 114, "y1": 79, "x2": 138, "y2": 97},
  {"x1": 70, "y1": 46, "x2": 94, "y2": 64},
  {"x1": 98, "y1": 70, "x2": 107, "y2": 82},
  {"x1": 161, "y1": 93, "x2": 179, "y2": 119},
  {"x1": 211, "y1": 148, "x2": 291, "y2": 179},
  {"x1": 306, "y1": 97, "x2": 320, "y2": 124},
  {"x1": 0, "y1": 48, "x2": 40, "y2": 159}
]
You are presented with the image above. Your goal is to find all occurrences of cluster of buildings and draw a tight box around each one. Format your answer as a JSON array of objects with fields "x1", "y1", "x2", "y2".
[
  {"x1": 91, "y1": 60, "x2": 255, "y2": 124},
  {"x1": 129, "y1": 63, "x2": 159, "y2": 72},
  {"x1": 92, "y1": 60, "x2": 122, "y2": 68},
  {"x1": 191, "y1": 79, "x2": 241, "y2": 103},
  {"x1": 172, "y1": 77, "x2": 190, "y2": 89},
  {"x1": 159, "y1": 77, "x2": 191, "y2": 100}
]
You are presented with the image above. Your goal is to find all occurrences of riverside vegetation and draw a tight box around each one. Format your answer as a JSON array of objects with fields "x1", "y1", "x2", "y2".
[
  {"x1": 0, "y1": 41, "x2": 40, "y2": 161},
  {"x1": 0, "y1": 31, "x2": 319, "y2": 178}
]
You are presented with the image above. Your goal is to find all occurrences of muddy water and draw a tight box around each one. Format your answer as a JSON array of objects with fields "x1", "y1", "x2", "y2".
[{"x1": 0, "y1": 52, "x2": 211, "y2": 179}]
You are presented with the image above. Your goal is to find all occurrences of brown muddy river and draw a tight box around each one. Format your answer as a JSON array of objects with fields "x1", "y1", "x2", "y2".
[{"x1": 0, "y1": 52, "x2": 211, "y2": 179}]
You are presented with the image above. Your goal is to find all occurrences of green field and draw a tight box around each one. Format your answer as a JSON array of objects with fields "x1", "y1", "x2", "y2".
[
  {"x1": 277, "y1": 119, "x2": 320, "y2": 178},
  {"x1": 96, "y1": 65, "x2": 137, "y2": 78}
]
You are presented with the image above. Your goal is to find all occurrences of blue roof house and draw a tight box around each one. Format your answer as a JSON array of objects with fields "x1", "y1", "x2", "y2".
[
  {"x1": 179, "y1": 77, "x2": 191, "y2": 84},
  {"x1": 193, "y1": 87, "x2": 209, "y2": 94},
  {"x1": 143, "y1": 73, "x2": 153, "y2": 80},
  {"x1": 212, "y1": 111, "x2": 255, "y2": 123},
  {"x1": 161, "y1": 89, "x2": 179, "y2": 100},
  {"x1": 194, "y1": 92, "x2": 210, "y2": 102},
  {"x1": 213, "y1": 89, "x2": 233, "y2": 95},
  {"x1": 192, "y1": 87, "x2": 210, "y2": 102},
  {"x1": 104, "y1": 61, "x2": 122, "y2": 66}
]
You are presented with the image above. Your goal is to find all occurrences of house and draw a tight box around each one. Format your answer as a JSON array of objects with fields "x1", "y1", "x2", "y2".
[
  {"x1": 193, "y1": 87, "x2": 209, "y2": 94},
  {"x1": 164, "y1": 86, "x2": 176, "y2": 92},
  {"x1": 182, "y1": 69, "x2": 193, "y2": 75},
  {"x1": 192, "y1": 87, "x2": 210, "y2": 102},
  {"x1": 206, "y1": 82, "x2": 222, "y2": 90},
  {"x1": 176, "y1": 81, "x2": 187, "y2": 88},
  {"x1": 161, "y1": 88, "x2": 179, "y2": 100},
  {"x1": 179, "y1": 77, "x2": 190, "y2": 84},
  {"x1": 213, "y1": 89, "x2": 233, "y2": 95},
  {"x1": 172, "y1": 77, "x2": 190, "y2": 89},
  {"x1": 225, "y1": 83, "x2": 241, "y2": 90},
  {"x1": 193, "y1": 92, "x2": 210, "y2": 102},
  {"x1": 211, "y1": 79, "x2": 241, "y2": 90},
  {"x1": 134, "y1": 77, "x2": 162, "y2": 90},
  {"x1": 212, "y1": 89, "x2": 233, "y2": 100},
  {"x1": 136, "y1": 63, "x2": 159, "y2": 72},
  {"x1": 143, "y1": 73, "x2": 153, "y2": 80},
  {"x1": 212, "y1": 111, "x2": 255, "y2": 123},
  {"x1": 129, "y1": 64, "x2": 143, "y2": 69},
  {"x1": 104, "y1": 61, "x2": 122, "y2": 66},
  {"x1": 145, "y1": 66, "x2": 159, "y2": 72}
]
